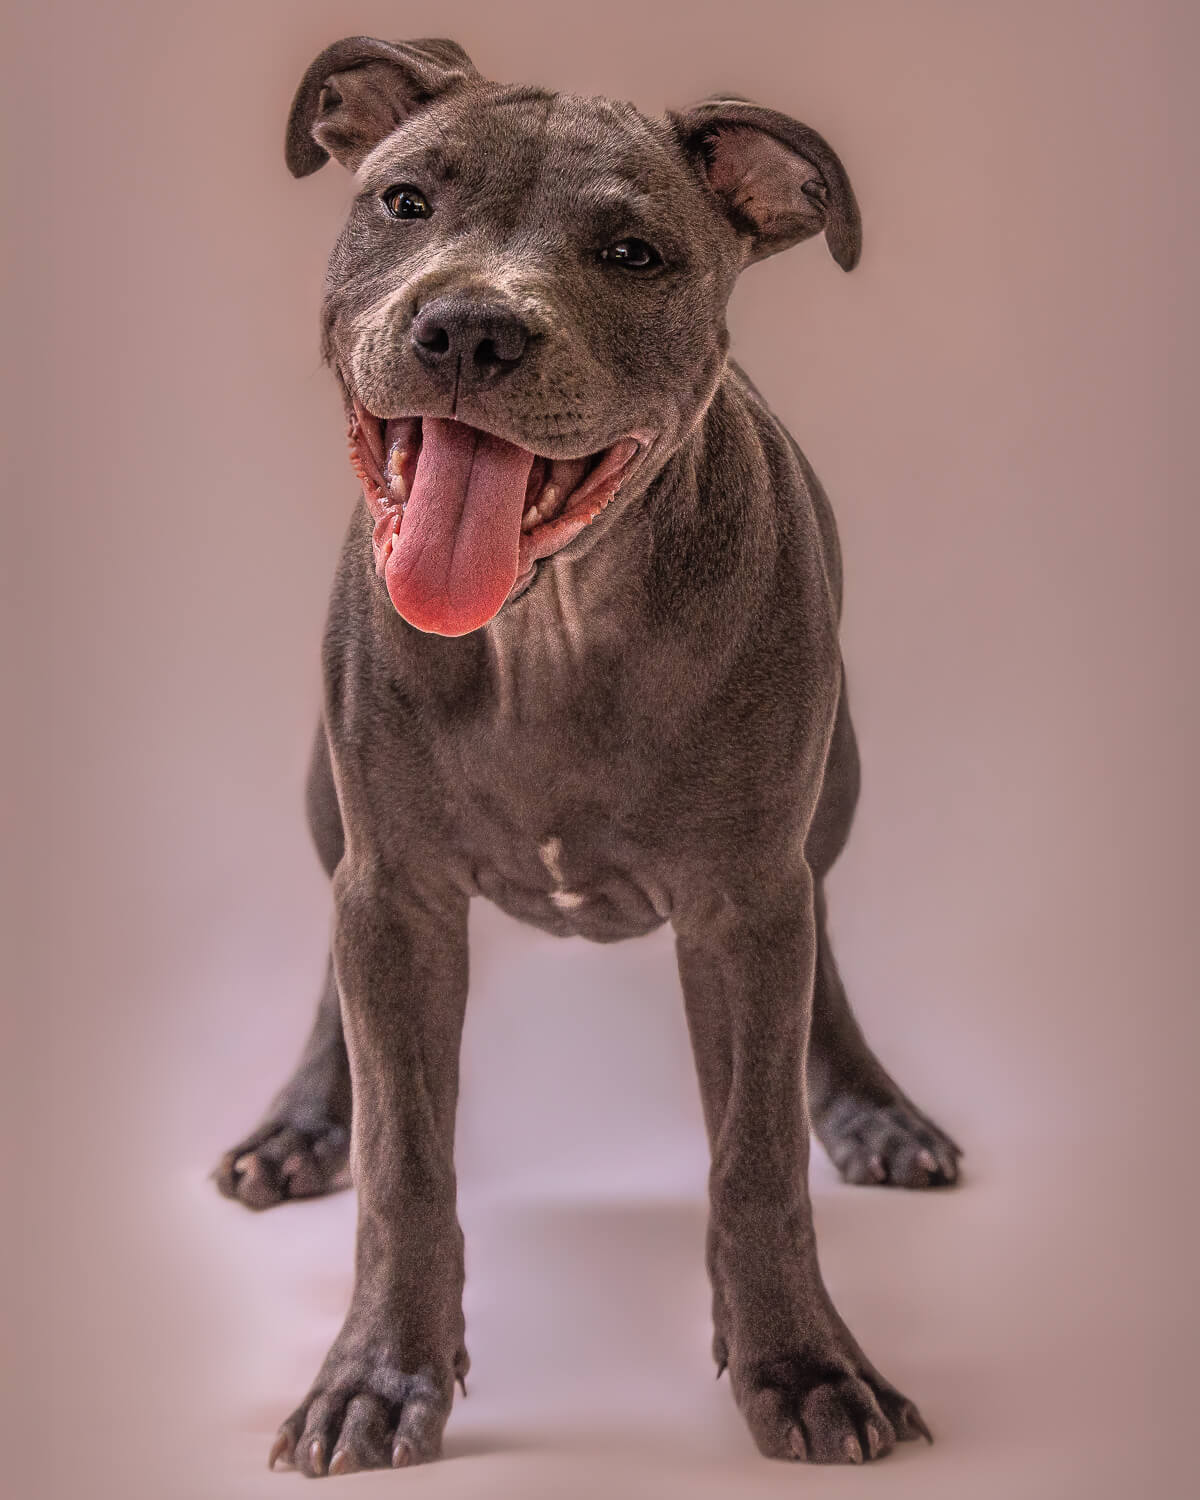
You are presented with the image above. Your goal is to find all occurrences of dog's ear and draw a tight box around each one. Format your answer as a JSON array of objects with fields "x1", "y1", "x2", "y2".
[
  {"x1": 286, "y1": 36, "x2": 479, "y2": 178},
  {"x1": 670, "y1": 98, "x2": 861, "y2": 270}
]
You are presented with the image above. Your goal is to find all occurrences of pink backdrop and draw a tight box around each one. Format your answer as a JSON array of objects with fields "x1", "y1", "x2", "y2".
[{"x1": 5, "y1": 2, "x2": 1192, "y2": 1497}]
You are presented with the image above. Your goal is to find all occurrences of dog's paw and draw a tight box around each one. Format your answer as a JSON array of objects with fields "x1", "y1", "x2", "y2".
[
  {"x1": 213, "y1": 1119, "x2": 351, "y2": 1210},
  {"x1": 269, "y1": 1361, "x2": 452, "y2": 1476},
  {"x1": 816, "y1": 1097, "x2": 961, "y2": 1188},
  {"x1": 738, "y1": 1356, "x2": 931, "y2": 1463}
]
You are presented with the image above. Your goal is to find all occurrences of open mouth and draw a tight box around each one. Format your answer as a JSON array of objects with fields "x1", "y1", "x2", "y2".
[{"x1": 348, "y1": 399, "x2": 641, "y2": 636}]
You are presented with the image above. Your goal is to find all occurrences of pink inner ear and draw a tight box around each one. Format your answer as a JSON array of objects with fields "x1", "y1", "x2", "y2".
[
  {"x1": 312, "y1": 64, "x2": 409, "y2": 171},
  {"x1": 706, "y1": 126, "x2": 823, "y2": 237}
]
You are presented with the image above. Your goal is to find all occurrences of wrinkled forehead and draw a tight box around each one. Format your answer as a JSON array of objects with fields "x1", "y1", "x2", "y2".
[{"x1": 357, "y1": 84, "x2": 698, "y2": 219}]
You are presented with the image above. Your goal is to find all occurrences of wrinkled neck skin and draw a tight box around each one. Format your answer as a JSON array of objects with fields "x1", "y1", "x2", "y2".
[{"x1": 358, "y1": 360, "x2": 813, "y2": 734}]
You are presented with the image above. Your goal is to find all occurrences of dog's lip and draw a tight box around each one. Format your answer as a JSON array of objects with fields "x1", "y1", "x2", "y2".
[
  {"x1": 346, "y1": 399, "x2": 656, "y2": 612},
  {"x1": 349, "y1": 397, "x2": 652, "y2": 467}
]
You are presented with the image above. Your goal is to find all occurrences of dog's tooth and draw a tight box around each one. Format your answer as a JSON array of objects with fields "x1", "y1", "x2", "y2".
[
  {"x1": 521, "y1": 504, "x2": 541, "y2": 532},
  {"x1": 539, "y1": 482, "x2": 562, "y2": 518},
  {"x1": 386, "y1": 447, "x2": 411, "y2": 509}
]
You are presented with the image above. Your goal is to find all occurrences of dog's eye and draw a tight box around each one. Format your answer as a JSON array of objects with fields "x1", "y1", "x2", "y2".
[
  {"x1": 599, "y1": 238, "x2": 662, "y2": 271},
  {"x1": 382, "y1": 185, "x2": 432, "y2": 220}
]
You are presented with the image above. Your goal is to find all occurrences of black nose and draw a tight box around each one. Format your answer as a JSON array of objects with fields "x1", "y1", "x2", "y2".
[{"x1": 411, "y1": 296, "x2": 531, "y2": 378}]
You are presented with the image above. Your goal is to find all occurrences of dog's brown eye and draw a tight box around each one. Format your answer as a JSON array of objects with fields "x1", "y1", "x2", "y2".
[
  {"x1": 382, "y1": 185, "x2": 431, "y2": 220},
  {"x1": 600, "y1": 238, "x2": 661, "y2": 271}
]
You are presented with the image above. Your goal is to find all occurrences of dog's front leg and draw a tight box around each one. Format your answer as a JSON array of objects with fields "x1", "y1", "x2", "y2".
[
  {"x1": 675, "y1": 860, "x2": 930, "y2": 1463},
  {"x1": 271, "y1": 859, "x2": 469, "y2": 1477}
]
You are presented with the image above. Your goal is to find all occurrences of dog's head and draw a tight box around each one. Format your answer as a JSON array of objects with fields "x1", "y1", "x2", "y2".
[{"x1": 287, "y1": 36, "x2": 860, "y2": 635}]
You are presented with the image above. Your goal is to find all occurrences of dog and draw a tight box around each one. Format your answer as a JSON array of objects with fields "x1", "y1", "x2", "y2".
[{"x1": 215, "y1": 34, "x2": 961, "y2": 1476}]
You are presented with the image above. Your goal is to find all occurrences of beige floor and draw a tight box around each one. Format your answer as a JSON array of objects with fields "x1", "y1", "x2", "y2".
[
  {"x1": 191, "y1": 1151, "x2": 1169, "y2": 1500},
  {"x1": 12, "y1": 902, "x2": 1185, "y2": 1500}
]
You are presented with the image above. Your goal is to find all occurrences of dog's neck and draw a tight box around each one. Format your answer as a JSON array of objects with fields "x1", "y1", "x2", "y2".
[{"x1": 476, "y1": 364, "x2": 781, "y2": 716}]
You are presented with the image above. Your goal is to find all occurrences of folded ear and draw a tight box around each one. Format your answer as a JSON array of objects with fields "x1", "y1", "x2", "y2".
[
  {"x1": 286, "y1": 36, "x2": 479, "y2": 178},
  {"x1": 670, "y1": 98, "x2": 861, "y2": 270}
]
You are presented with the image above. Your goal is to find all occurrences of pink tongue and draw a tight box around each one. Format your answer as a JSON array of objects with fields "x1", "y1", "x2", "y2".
[{"x1": 384, "y1": 418, "x2": 535, "y2": 636}]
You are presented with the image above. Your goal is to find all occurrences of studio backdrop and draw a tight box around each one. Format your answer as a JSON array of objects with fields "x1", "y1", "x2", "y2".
[{"x1": 5, "y1": 3, "x2": 1192, "y2": 1499}]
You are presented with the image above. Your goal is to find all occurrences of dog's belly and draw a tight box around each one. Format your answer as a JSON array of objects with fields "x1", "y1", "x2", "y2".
[{"x1": 471, "y1": 833, "x2": 669, "y2": 943}]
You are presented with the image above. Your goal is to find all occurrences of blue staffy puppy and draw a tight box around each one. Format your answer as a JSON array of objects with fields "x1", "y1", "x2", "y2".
[{"x1": 216, "y1": 34, "x2": 960, "y2": 1476}]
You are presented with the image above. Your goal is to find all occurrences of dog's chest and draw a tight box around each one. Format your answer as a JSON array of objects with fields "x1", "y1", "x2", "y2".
[
  {"x1": 430, "y1": 607, "x2": 674, "y2": 940},
  {"x1": 534, "y1": 834, "x2": 586, "y2": 914}
]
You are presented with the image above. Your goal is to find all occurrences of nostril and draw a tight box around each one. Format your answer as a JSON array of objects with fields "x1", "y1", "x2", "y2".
[
  {"x1": 475, "y1": 327, "x2": 528, "y2": 370},
  {"x1": 415, "y1": 322, "x2": 450, "y2": 354},
  {"x1": 412, "y1": 299, "x2": 531, "y2": 371}
]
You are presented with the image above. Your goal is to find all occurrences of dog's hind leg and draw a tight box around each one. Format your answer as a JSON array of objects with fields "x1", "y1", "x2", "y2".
[
  {"x1": 214, "y1": 722, "x2": 352, "y2": 1210},
  {"x1": 215, "y1": 956, "x2": 351, "y2": 1208},
  {"x1": 808, "y1": 887, "x2": 960, "y2": 1187},
  {"x1": 805, "y1": 684, "x2": 962, "y2": 1188}
]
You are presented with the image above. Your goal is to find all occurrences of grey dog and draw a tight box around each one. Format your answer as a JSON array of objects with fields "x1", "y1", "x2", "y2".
[{"x1": 215, "y1": 35, "x2": 961, "y2": 1476}]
